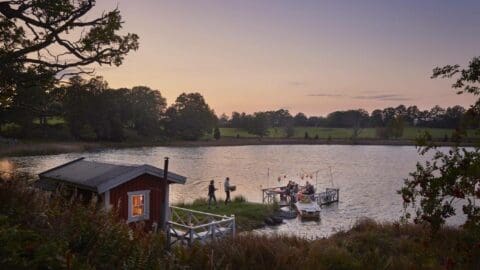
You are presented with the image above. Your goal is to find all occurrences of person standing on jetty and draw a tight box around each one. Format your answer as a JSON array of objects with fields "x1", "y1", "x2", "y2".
[
  {"x1": 224, "y1": 177, "x2": 231, "y2": 204},
  {"x1": 208, "y1": 180, "x2": 217, "y2": 208}
]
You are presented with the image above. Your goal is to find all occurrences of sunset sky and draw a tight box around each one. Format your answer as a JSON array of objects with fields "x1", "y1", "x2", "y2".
[{"x1": 94, "y1": 0, "x2": 480, "y2": 116}]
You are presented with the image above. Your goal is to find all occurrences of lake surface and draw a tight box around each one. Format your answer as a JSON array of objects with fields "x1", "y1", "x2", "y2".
[{"x1": 0, "y1": 145, "x2": 466, "y2": 238}]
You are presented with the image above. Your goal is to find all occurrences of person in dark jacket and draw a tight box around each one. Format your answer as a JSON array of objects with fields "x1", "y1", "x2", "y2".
[{"x1": 208, "y1": 180, "x2": 217, "y2": 208}]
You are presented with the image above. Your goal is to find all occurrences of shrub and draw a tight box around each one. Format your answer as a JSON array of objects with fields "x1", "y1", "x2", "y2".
[
  {"x1": 284, "y1": 125, "x2": 294, "y2": 138},
  {"x1": 192, "y1": 197, "x2": 208, "y2": 205},
  {"x1": 213, "y1": 127, "x2": 221, "y2": 140},
  {"x1": 1, "y1": 123, "x2": 22, "y2": 138},
  {"x1": 233, "y1": 195, "x2": 247, "y2": 203}
]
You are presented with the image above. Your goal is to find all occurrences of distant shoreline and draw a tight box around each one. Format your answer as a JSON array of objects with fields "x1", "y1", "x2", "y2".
[{"x1": 1, "y1": 137, "x2": 477, "y2": 158}]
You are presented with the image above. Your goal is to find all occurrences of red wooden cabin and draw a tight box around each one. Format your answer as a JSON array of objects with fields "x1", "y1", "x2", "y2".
[{"x1": 36, "y1": 157, "x2": 186, "y2": 231}]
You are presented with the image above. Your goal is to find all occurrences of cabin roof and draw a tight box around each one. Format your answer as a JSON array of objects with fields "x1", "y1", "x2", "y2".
[{"x1": 38, "y1": 157, "x2": 187, "y2": 193}]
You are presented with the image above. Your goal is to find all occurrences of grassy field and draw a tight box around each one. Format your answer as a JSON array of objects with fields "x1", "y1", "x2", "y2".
[
  {"x1": 32, "y1": 116, "x2": 66, "y2": 125},
  {"x1": 218, "y1": 127, "x2": 479, "y2": 140},
  {"x1": 175, "y1": 197, "x2": 276, "y2": 231}
]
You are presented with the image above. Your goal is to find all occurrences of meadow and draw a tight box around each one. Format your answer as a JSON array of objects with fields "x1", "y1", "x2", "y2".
[{"x1": 218, "y1": 127, "x2": 480, "y2": 140}]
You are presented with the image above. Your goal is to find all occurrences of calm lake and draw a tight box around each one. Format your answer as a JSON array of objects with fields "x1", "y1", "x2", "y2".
[{"x1": 0, "y1": 145, "x2": 466, "y2": 238}]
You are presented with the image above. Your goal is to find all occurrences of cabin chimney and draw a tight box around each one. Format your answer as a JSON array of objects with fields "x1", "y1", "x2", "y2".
[
  {"x1": 163, "y1": 157, "x2": 169, "y2": 180},
  {"x1": 160, "y1": 157, "x2": 169, "y2": 231}
]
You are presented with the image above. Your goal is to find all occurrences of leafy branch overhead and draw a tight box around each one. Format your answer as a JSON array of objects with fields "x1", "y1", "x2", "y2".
[
  {"x1": 0, "y1": 0, "x2": 139, "y2": 76},
  {"x1": 400, "y1": 57, "x2": 480, "y2": 233}
]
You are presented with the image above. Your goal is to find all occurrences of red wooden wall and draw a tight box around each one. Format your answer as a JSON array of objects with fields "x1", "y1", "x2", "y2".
[{"x1": 109, "y1": 174, "x2": 166, "y2": 229}]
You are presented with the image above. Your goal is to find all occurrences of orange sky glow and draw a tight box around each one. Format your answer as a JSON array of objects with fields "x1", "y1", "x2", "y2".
[{"x1": 92, "y1": 0, "x2": 479, "y2": 116}]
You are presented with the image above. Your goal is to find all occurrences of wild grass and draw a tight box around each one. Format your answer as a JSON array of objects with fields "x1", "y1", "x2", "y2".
[{"x1": 175, "y1": 218, "x2": 480, "y2": 269}]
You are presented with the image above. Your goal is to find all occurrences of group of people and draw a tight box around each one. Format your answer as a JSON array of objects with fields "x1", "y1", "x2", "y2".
[
  {"x1": 208, "y1": 177, "x2": 232, "y2": 208},
  {"x1": 282, "y1": 180, "x2": 316, "y2": 203}
]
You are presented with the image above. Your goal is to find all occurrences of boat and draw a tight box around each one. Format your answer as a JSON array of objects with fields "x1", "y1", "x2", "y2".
[{"x1": 294, "y1": 197, "x2": 320, "y2": 220}]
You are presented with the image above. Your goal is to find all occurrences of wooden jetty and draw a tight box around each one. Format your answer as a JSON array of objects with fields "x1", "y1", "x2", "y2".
[{"x1": 166, "y1": 206, "x2": 235, "y2": 248}]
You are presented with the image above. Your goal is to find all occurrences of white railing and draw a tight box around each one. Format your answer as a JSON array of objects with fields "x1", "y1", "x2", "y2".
[
  {"x1": 315, "y1": 188, "x2": 340, "y2": 205},
  {"x1": 166, "y1": 206, "x2": 235, "y2": 247}
]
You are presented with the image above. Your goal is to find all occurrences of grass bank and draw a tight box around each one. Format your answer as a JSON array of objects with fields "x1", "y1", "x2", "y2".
[
  {"x1": 178, "y1": 219, "x2": 480, "y2": 269},
  {"x1": 175, "y1": 197, "x2": 276, "y2": 231}
]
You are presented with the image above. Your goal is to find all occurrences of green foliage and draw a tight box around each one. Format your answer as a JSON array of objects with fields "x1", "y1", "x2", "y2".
[
  {"x1": 128, "y1": 86, "x2": 167, "y2": 136},
  {"x1": 213, "y1": 127, "x2": 221, "y2": 140},
  {"x1": 400, "y1": 56, "x2": 480, "y2": 233},
  {"x1": 304, "y1": 131, "x2": 309, "y2": 139},
  {"x1": 0, "y1": 122, "x2": 22, "y2": 138},
  {"x1": 166, "y1": 93, "x2": 217, "y2": 140},
  {"x1": 61, "y1": 76, "x2": 168, "y2": 141},
  {"x1": 284, "y1": 124, "x2": 295, "y2": 138},
  {"x1": 233, "y1": 195, "x2": 247, "y2": 203},
  {"x1": 376, "y1": 116, "x2": 404, "y2": 139},
  {"x1": 245, "y1": 112, "x2": 270, "y2": 138}
]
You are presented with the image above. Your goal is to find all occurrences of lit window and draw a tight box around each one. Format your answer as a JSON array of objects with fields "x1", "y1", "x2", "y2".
[
  {"x1": 132, "y1": 195, "x2": 144, "y2": 216},
  {"x1": 127, "y1": 190, "x2": 150, "y2": 222}
]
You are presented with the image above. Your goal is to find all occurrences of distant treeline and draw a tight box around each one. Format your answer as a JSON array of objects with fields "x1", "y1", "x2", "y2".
[
  {"x1": 1, "y1": 74, "x2": 476, "y2": 142},
  {"x1": 218, "y1": 105, "x2": 477, "y2": 138}
]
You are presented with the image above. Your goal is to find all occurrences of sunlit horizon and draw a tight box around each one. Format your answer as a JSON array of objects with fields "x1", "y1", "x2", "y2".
[{"x1": 93, "y1": 0, "x2": 479, "y2": 116}]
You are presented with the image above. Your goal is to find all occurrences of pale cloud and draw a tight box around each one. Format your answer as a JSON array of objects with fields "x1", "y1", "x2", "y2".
[
  {"x1": 352, "y1": 94, "x2": 411, "y2": 101},
  {"x1": 288, "y1": 81, "x2": 307, "y2": 87},
  {"x1": 307, "y1": 92, "x2": 411, "y2": 101},
  {"x1": 306, "y1": 93, "x2": 343, "y2": 97}
]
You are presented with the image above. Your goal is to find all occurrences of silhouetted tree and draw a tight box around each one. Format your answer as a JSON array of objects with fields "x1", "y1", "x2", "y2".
[
  {"x1": 0, "y1": 0, "x2": 139, "y2": 108},
  {"x1": 246, "y1": 112, "x2": 270, "y2": 138},
  {"x1": 400, "y1": 56, "x2": 480, "y2": 233},
  {"x1": 284, "y1": 121, "x2": 295, "y2": 138},
  {"x1": 128, "y1": 86, "x2": 167, "y2": 136},
  {"x1": 166, "y1": 93, "x2": 217, "y2": 140},
  {"x1": 293, "y1": 113, "x2": 308, "y2": 126},
  {"x1": 218, "y1": 114, "x2": 229, "y2": 127},
  {"x1": 213, "y1": 127, "x2": 221, "y2": 140}
]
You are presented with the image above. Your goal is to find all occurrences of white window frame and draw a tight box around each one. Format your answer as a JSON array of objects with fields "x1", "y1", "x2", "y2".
[{"x1": 127, "y1": 190, "x2": 150, "y2": 223}]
